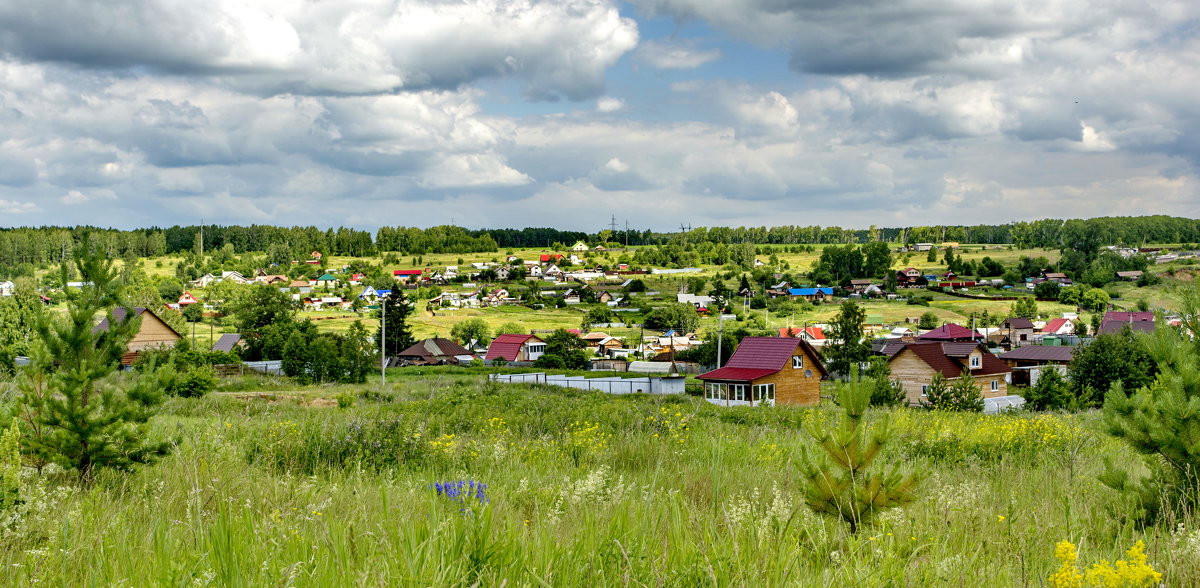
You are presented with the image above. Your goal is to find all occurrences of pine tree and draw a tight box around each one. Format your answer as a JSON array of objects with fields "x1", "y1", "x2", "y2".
[
  {"x1": 1099, "y1": 284, "x2": 1200, "y2": 523},
  {"x1": 376, "y1": 293, "x2": 415, "y2": 359},
  {"x1": 18, "y1": 241, "x2": 170, "y2": 484},
  {"x1": 0, "y1": 418, "x2": 20, "y2": 512},
  {"x1": 798, "y1": 367, "x2": 921, "y2": 534}
]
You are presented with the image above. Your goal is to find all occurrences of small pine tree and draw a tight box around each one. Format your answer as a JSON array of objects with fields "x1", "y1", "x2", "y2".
[
  {"x1": 921, "y1": 373, "x2": 985, "y2": 412},
  {"x1": 798, "y1": 367, "x2": 921, "y2": 534},
  {"x1": 1099, "y1": 286, "x2": 1200, "y2": 523},
  {"x1": 0, "y1": 418, "x2": 20, "y2": 512},
  {"x1": 18, "y1": 241, "x2": 170, "y2": 484},
  {"x1": 1024, "y1": 367, "x2": 1072, "y2": 411}
]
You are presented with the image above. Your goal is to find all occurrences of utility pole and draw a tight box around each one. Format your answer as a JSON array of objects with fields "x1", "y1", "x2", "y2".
[{"x1": 380, "y1": 296, "x2": 387, "y2": 391}]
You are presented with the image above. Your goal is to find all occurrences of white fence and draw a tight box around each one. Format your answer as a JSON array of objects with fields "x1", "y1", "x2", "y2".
[{"x1": 488, "y1": 372, "x2": 685, "y2": 395}]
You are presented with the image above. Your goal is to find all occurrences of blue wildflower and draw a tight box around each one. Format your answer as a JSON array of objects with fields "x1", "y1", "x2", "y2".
[{"x1": 432, "y1": 480, "x2": 489, "y2": 513}]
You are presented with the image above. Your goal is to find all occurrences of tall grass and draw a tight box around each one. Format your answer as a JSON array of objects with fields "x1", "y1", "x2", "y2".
[{"x1": 1, "y1": 380, "x2": 1196, "y2": 586}]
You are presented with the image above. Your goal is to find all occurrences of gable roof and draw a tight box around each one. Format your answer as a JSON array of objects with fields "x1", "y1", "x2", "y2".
[
  {"x1": 788, "y1": 287, "x2": 833, "y2": 296},
  {"x1": 894, "y1": 341, "x2": 1010, "y2": 379},
  {"x1": 778, "y1": 326, "x2": 824, "y2": 339},
  {"x1": 93, "y1": 307, "x2": 183, "y2": 338},
  {"x1": 315, "y1": 273, "x2": 338, "y2": 281},
  {"x1": 917, "y1": 323, "x2": 982, "y2": 341},
  {"x1": 212, "y1": 333, "x2": 243, "y2": 353},
  {"x1": 1042, "y1": 318, "x2": 1072, "y2": 333},
  {"x1": 698, "y1": 336, "x2": 827, "y2": 381},
  {"x1": 398, "y1": 338, "x2": 472, "y2": 360},
  {"x1": 1003, "y1": 317, "x2": 1036, "y2": 329},
  {"x1": 1104, "y1": 311, "x2": 1153, "y2": 322},
  {"x1": 394, "y1": 269, "x2": 422, "y2": 276},
  {"x1": 485, "y1": 333, "x2": 540, "y2": 361},
  {"x1": 998, "y1": 346, "x2": 1074, "y2": 363},
  {"x1": 1097, "y1": 319, "x2": 1157, "y2": 336}
]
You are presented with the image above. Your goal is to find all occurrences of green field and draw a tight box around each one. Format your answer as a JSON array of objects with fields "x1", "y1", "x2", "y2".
[{"x1": 0, "y1": 371, "x2": 1191, "y2": 585}]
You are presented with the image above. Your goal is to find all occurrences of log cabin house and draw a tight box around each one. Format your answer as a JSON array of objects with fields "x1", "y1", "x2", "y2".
[
  {"x1": 886, "y1": 341, "x2": 1010, "y2": 405},
  {"x1": 697, "y1": 337, "x2": 827, "y2": 407}
]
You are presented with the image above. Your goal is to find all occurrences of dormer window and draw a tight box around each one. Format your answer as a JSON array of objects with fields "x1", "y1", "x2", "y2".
[
  {"x1": 792, "y1": 355, "x2": 803, "y2": 369},
  {"x1": 969, "y1": 355, "x2": 981, "y2": 369}
]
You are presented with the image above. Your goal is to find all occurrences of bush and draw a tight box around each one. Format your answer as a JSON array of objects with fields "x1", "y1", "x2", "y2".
[
  {"x1": 1024, "y1": 367, "x2": 1072, "y2": 411},
  {"x1": 167, "y1": 366, "x2": 218, "y2": 398},
  {"x1": 336, "y1": 392, "x2": 355, "y2": 409}
]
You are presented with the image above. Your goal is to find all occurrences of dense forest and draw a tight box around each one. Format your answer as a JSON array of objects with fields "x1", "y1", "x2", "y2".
[{"x1": 1, "y1": 216, "x2": 1198, "y2": 274}]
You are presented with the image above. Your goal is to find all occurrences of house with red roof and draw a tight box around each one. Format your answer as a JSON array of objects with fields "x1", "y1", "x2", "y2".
[
  {"x1": 177, "y1": 291, "x2": 200, "y2": 306},
  {"x1": 484, "y1": 334, "x2": 547, "y2": 363},
  {"x1": 917, "y1": 323, "x2": 983, "y2": 342},
  {"x1": 394, "y1": 269, "x2": 422, "y2": 283},
  {"x1": 778, "y1": 326, "x2": 827, "y2": 347},
  {"x1": 697, "y1": 337, "x2": 828, "y2": 407},
  {"x1": 1041, "y1": 318, "x2": 1075, "y2": 336},
  {"x1": 1097, "y1": 311, "x2": 1156, "y2": 336},
  {"x1": 887, "y1": 341, "x2": 1010, "y2": 405}
]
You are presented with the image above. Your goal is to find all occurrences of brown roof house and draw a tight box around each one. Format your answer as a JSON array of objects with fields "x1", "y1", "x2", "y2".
[
  {"x1": 887, "y1": 341, "x2": 1011, "y2": 405},
  {"x1": 396, "y1": 338, "x2": 474, "y2": 365},
  {"x1": 1000, "y1": 317, "x2": 1036, "y2": 348},
  {"x1": 998, "y1": 345, "x2": 1074, "y2": 387},
  {"x1": 484, "y1": 334, "x2": 546, "y2": 363},
  {"x1": 94, "y1": 307, "x2": 183, "y2": 365},
  {"x1": 697, "y1": 337, "x2": 828, "y2": 407}
]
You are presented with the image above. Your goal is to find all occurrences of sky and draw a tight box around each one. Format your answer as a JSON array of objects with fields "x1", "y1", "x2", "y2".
[{"x1": 0, "y1": 0, "x2": 1198, "y2": 233}]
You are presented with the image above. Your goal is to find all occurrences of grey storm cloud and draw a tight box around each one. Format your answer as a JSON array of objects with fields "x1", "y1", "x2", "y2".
[{"x1": 0, "y1": 0, "x2": 638, "y2": 100}]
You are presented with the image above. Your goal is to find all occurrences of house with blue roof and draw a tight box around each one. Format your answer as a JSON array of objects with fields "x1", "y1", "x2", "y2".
[{"x1": 787, "y1": 287, "x2": 833, "y2": 302}]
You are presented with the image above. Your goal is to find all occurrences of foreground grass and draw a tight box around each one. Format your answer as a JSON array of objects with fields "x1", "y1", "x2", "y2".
[{"x1": 3, "y1": 379, "x2": 1198, "y2": 586}]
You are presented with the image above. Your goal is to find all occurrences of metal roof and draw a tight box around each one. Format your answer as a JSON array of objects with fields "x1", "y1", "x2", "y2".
[
  {"x1": 695, "y1": 367, "x2": 778, "y2": 382},
  {"x1": 485, "y1": 334, "x2": 539, "y2": 361},
  {"x1": 211, "y1": 333, "x2": 243, "y2": 353},
  {"x1": 917, "y1": 323, "x2": 983, "y2": 341},
  {"x1": 999, "y1": 346, "x2": 1074, "y2": 363}
]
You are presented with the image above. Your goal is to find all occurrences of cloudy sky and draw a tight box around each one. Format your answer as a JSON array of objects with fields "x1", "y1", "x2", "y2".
[{"x1": 1, "y1": 0, "x2": 1198, "y2": 232}]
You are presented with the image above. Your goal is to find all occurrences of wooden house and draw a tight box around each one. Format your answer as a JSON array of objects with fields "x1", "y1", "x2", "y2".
[
  {"x1": 886, "y1": 341, "x2": 1010, "y2": 405},
  {"x1": 485, "y1": 334, "x2": 546, "y2": 363},
  {"x1": 697, "y1": 337, "x2": 828, "y2": 407},
  {"x1": 917, "y1": 323, "x2": 982, "y2": 342},
  {"x1": 93, "y1": 307, "x2": 182, "y2": 365}
]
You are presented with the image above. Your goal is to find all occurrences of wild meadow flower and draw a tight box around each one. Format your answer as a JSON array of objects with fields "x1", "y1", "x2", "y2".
[{"x1": 432, "y1": 480, "x2": 489, "y2": 513}]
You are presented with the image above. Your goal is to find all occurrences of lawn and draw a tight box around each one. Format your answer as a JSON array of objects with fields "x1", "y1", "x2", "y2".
[{"x1": 0, "y1": 373, "x2": 1193, "y2": 585}]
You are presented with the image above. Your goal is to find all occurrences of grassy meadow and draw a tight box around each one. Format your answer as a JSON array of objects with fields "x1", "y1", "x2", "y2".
[{"x1": 2, "y1": 370, "x2": 1197, "y2": 586}]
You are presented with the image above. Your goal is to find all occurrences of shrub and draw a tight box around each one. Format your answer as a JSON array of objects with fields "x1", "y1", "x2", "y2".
[
  {"x1": 167, "y1": 366, "x2": 218, "y2": 398},
  {"x1": 1024, "y1": 367, "x2": 1072, "y2": 411}
]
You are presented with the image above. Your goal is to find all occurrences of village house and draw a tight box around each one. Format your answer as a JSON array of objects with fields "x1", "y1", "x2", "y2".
[
  {"x1": 177, "y1": 291, "x2": 201, "y2": 307},
  {"x1": 287, "y1": 280, "x2": 312, "y2": 294},
  {"x1": 917, "y1": 323, "x2": 983, "y2": 342},
  {"x1": 94, "y1": 307, "x2": 182, "y2": 365},
  {"x1": 348, "y1": 273, "x2": 365, "y2": 286},
  {"x1": 1098, "y1": 311, "x2": 1156, "y2": 336},
  {"x1": 1116, "y1": 271, "x2": 1143, "y2": 281},
  {"x1": 257, "y1": 274, "x2": 289, "y2": 285},
  {"x1": 1000, "y1": 317, "x2": 1036, "y2": 348},
  {"x1": 778, "y1": 326, "x2": 827, "y2": 347},
  {"x1": 571, "y1": 241, "x2": 590, "y2": 252},
  {"x1": 886, "y1": 341, "x2": 1011, "y2": 405},
  {"x1": 485, "y1": 334, "x2": 547, "y2": 363},
  {"x1": 787, "y1": 287, "x2": 833, "y2": 303},
  {"x1": 697, "y1": 337, "x2": 828, "y2": 407},
  {"x1": 0, "y1": 281, "x2": 13, "y2": 296},
  {"x1": 998, "y1": 345, "x2": 1074, "y2": 387},
  {"x1": 677, "y1": 292, "x2": 714, "y2": 309},
  {"x1": 396, "y1": 338, "x2": 475, "y2": 365},
  {"x1": 315, "y1": 273, "x2": 339, "y2": 288},
  {"x1": 1041, "y1": 317, "x2": 1075, "y2": 336},
  {"x1": 393, "y1": 269, "x2": 422, "y2": 283}
]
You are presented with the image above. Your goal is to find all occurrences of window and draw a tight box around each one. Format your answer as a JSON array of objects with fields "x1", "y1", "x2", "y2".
[
  {"x1": 528, "y1": 343, "x2": 546, "y2": 354},
  {"x1": 731, "y1": 384, "x2": 746, "y2": 402},
  {"x1": 705, "y1": 383, "x2": 726, "y2": 400},
  {"x1": 753, "y1": 384, "x2": 775, "y2": 402},
  {"x1": 792, "y1": 355, "x2": 803, "y2": 369},
  {"x1": 991, "y1": 380, "x2": 999, "y2": 392},
  {"x1": 969, "y1": 355, "x2": 981, "y2": 369},
  {"x1": 921, "y1": 385, "x2": 929, "y2": 397}
]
